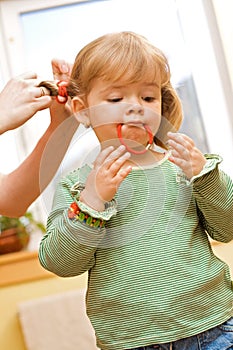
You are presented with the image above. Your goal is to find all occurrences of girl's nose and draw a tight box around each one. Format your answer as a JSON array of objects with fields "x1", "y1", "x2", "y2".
[{"x1": 126, "y1": 104, "x2": 144, "y2": 116}]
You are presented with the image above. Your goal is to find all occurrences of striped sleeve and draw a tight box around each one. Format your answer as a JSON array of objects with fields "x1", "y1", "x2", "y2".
[
  {"x1": 38, "y1": 170, "x2": 106, "y2": 277},
  {"x1": 193, "y1": 156, "x2": 233, "y2": 242}
]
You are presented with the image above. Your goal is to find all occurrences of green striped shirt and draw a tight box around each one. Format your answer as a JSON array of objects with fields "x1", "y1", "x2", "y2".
[{"x1": 39, "y1": 154, "x2": 233, "y2": 350}]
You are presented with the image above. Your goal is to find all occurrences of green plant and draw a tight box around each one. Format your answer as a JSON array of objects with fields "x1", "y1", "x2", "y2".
[
  {"x1": 0, "y1": 211, "x2": 46, "y2": 234},
  {"x1": 0, "y1": 211, "x2": 46, "y2": 254}
]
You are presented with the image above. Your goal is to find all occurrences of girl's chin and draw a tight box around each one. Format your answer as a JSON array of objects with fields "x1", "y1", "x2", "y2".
[
  {"x1": 116, "y1": 123, "x2": 154, "y2": 155},
  {"x1": 121, "y1": 139, "x2": 146, "y2": 148},
  {"x1": 121, "y1": 126, "x2": 147, "y2": 142}
]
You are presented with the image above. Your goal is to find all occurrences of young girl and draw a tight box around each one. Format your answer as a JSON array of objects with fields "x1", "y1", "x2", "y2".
[{"x1": 39, "y1": 32, "x2": 233, "y2": 350}]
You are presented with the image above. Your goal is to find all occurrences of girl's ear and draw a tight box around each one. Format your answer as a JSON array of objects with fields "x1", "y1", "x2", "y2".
[{"x1": 72, "y1": 97, "x2": 91, "y2": 128}]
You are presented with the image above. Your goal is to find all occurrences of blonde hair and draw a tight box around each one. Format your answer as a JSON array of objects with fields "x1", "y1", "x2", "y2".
[{"x1": 40, "y1": 32, "x2": 183, "y2": 147}]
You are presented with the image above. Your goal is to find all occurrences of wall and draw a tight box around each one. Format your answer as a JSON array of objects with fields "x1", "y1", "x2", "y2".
[{"x1": 213, "y1": 0, "x2": 233, "y2": 87}]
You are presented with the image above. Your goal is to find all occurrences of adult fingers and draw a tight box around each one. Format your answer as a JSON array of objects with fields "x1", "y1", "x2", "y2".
[
  {"x1": 35, "y1": 85, "x2": 51, "y2": 98},
  {"x1": 51, "y1": 58, "x2": 73, "y2": 80},
  {"x1": 16, "y1": 71, "x2": 38, "y2": 80},
  {"x1": 30, "y1": 96, "x2": 52, "y2": 113}
]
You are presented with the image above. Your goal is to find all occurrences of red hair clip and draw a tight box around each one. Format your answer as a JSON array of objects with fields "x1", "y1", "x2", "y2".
[{"x1": 56, "y1": 80, "x2": 68, "y2": 104}]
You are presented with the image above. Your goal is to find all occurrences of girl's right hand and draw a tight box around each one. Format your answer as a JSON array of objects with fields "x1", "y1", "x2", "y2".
[{"x1": 80, "y1": 145, "x2": 132, "y2": 211}]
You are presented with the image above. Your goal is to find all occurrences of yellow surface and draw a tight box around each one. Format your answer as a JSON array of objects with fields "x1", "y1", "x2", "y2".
[
  {"x1": 212, "y1": 240, "x2": 233, "y2": 279},
  {"x1": 0, "y1": 250, "x2": 53, "y2": 287},
  {"x1": 0, "y1": 270, "x2": 88, "y2": 350}
]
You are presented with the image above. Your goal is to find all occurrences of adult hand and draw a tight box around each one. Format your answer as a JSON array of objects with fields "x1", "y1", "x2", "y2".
[
  {"x1": 80, "y1": 145, "x2": 132, "y2": 211},
  {"x1": 0, "y1": 72, "x2": 51, "y2": 134},
  {"x1": 51, "y1": 58, "x2": 73, "y2": 81},
  {"x1": 167, "y1": 132, "x2": 207, "y2": 179},
  {"x1": 49, "y1": 58, "x2": 74, "y2": 127}
]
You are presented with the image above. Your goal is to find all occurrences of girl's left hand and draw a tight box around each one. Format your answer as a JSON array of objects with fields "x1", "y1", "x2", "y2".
[{"x1": 167, "y1": 132, "x2": 206, "y2": 179}]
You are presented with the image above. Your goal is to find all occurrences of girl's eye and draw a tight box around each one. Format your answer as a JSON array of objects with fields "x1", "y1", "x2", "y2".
[
  {"x1": 107, "y1": 98, "x2": 123, "y2": 103},
  {"x1": 143, "y1": 96, "x2": 156, "y2": 102}
]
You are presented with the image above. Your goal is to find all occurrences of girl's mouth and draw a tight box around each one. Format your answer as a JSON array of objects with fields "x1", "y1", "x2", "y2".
[{"x1": 117, "y1": 123, "x2": 153, "y2": 155}]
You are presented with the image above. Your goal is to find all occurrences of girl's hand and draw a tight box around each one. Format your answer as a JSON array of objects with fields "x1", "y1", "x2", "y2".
[
  {"x1": 167, "y1": 132, "x2": 206, "y2": 179},
  {"x1": 80, "y1": 145, "x2": 132, "y2": 211}
]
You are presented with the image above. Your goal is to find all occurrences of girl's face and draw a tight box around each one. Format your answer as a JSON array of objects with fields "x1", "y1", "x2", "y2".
[{"x1": 76, "y1": 77, "x2": 162, "y2": 150}]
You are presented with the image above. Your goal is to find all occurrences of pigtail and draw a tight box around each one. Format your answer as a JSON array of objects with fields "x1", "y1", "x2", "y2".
[
  {"x1": 38, "y1": 79, "x2": 80, "y2": 103},
  {"x1": 38, "y1": 81, "x2": 58, "y2": 96},
  {"x1": 155, "y1": 82, "x2": 183, "y2": 149}
]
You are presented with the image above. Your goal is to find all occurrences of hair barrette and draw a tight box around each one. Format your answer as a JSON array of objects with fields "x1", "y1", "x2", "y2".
[{"x1": 56, "y1": 80, "x2": 68, "y2": 104}]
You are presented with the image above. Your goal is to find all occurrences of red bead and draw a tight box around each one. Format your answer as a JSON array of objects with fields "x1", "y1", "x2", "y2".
[
  {"x1": 68, "y1": 210, "x2": 76, "y2": 219},
  {"x1": 70, "y1": 202, "x2": 78, "y2": 212}
]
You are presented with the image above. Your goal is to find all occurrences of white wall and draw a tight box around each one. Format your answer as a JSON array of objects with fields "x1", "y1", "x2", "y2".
[{"x1": 213, "y1": 0, "x2": 233, "y2": 86}]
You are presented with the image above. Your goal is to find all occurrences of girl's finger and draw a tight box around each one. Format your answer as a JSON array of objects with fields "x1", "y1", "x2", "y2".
[
  {"x1": 103, "y1": 145, "x2": 128, "y2": 169},
  {"x1": 167, "y1": 132, "x2": 194, "y2": 148},
  {"x1": 115, "y1": 165, "x2": 132, "y2": 182},
  {"x1": 93, "y1": 146, "x2": 115, "y2": 168},
  {"x1": 179, "y1": 133, "x2": 195, "y2": 146},
  {"x1": 169, "y1": 148, "x2": 180, "y2": 159},
  {"x1": 171, "y1": 146, "x2": 191, "y2": 162},
  {"x1": 169, "y1": 155, "x2": 192, "y2": 174},
  {"x1": 168, "y1": 138, "x2": 187, "y2": 155},
  {"x1": 108, "y1": 152, "x2": 131, "y2": 176}
]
